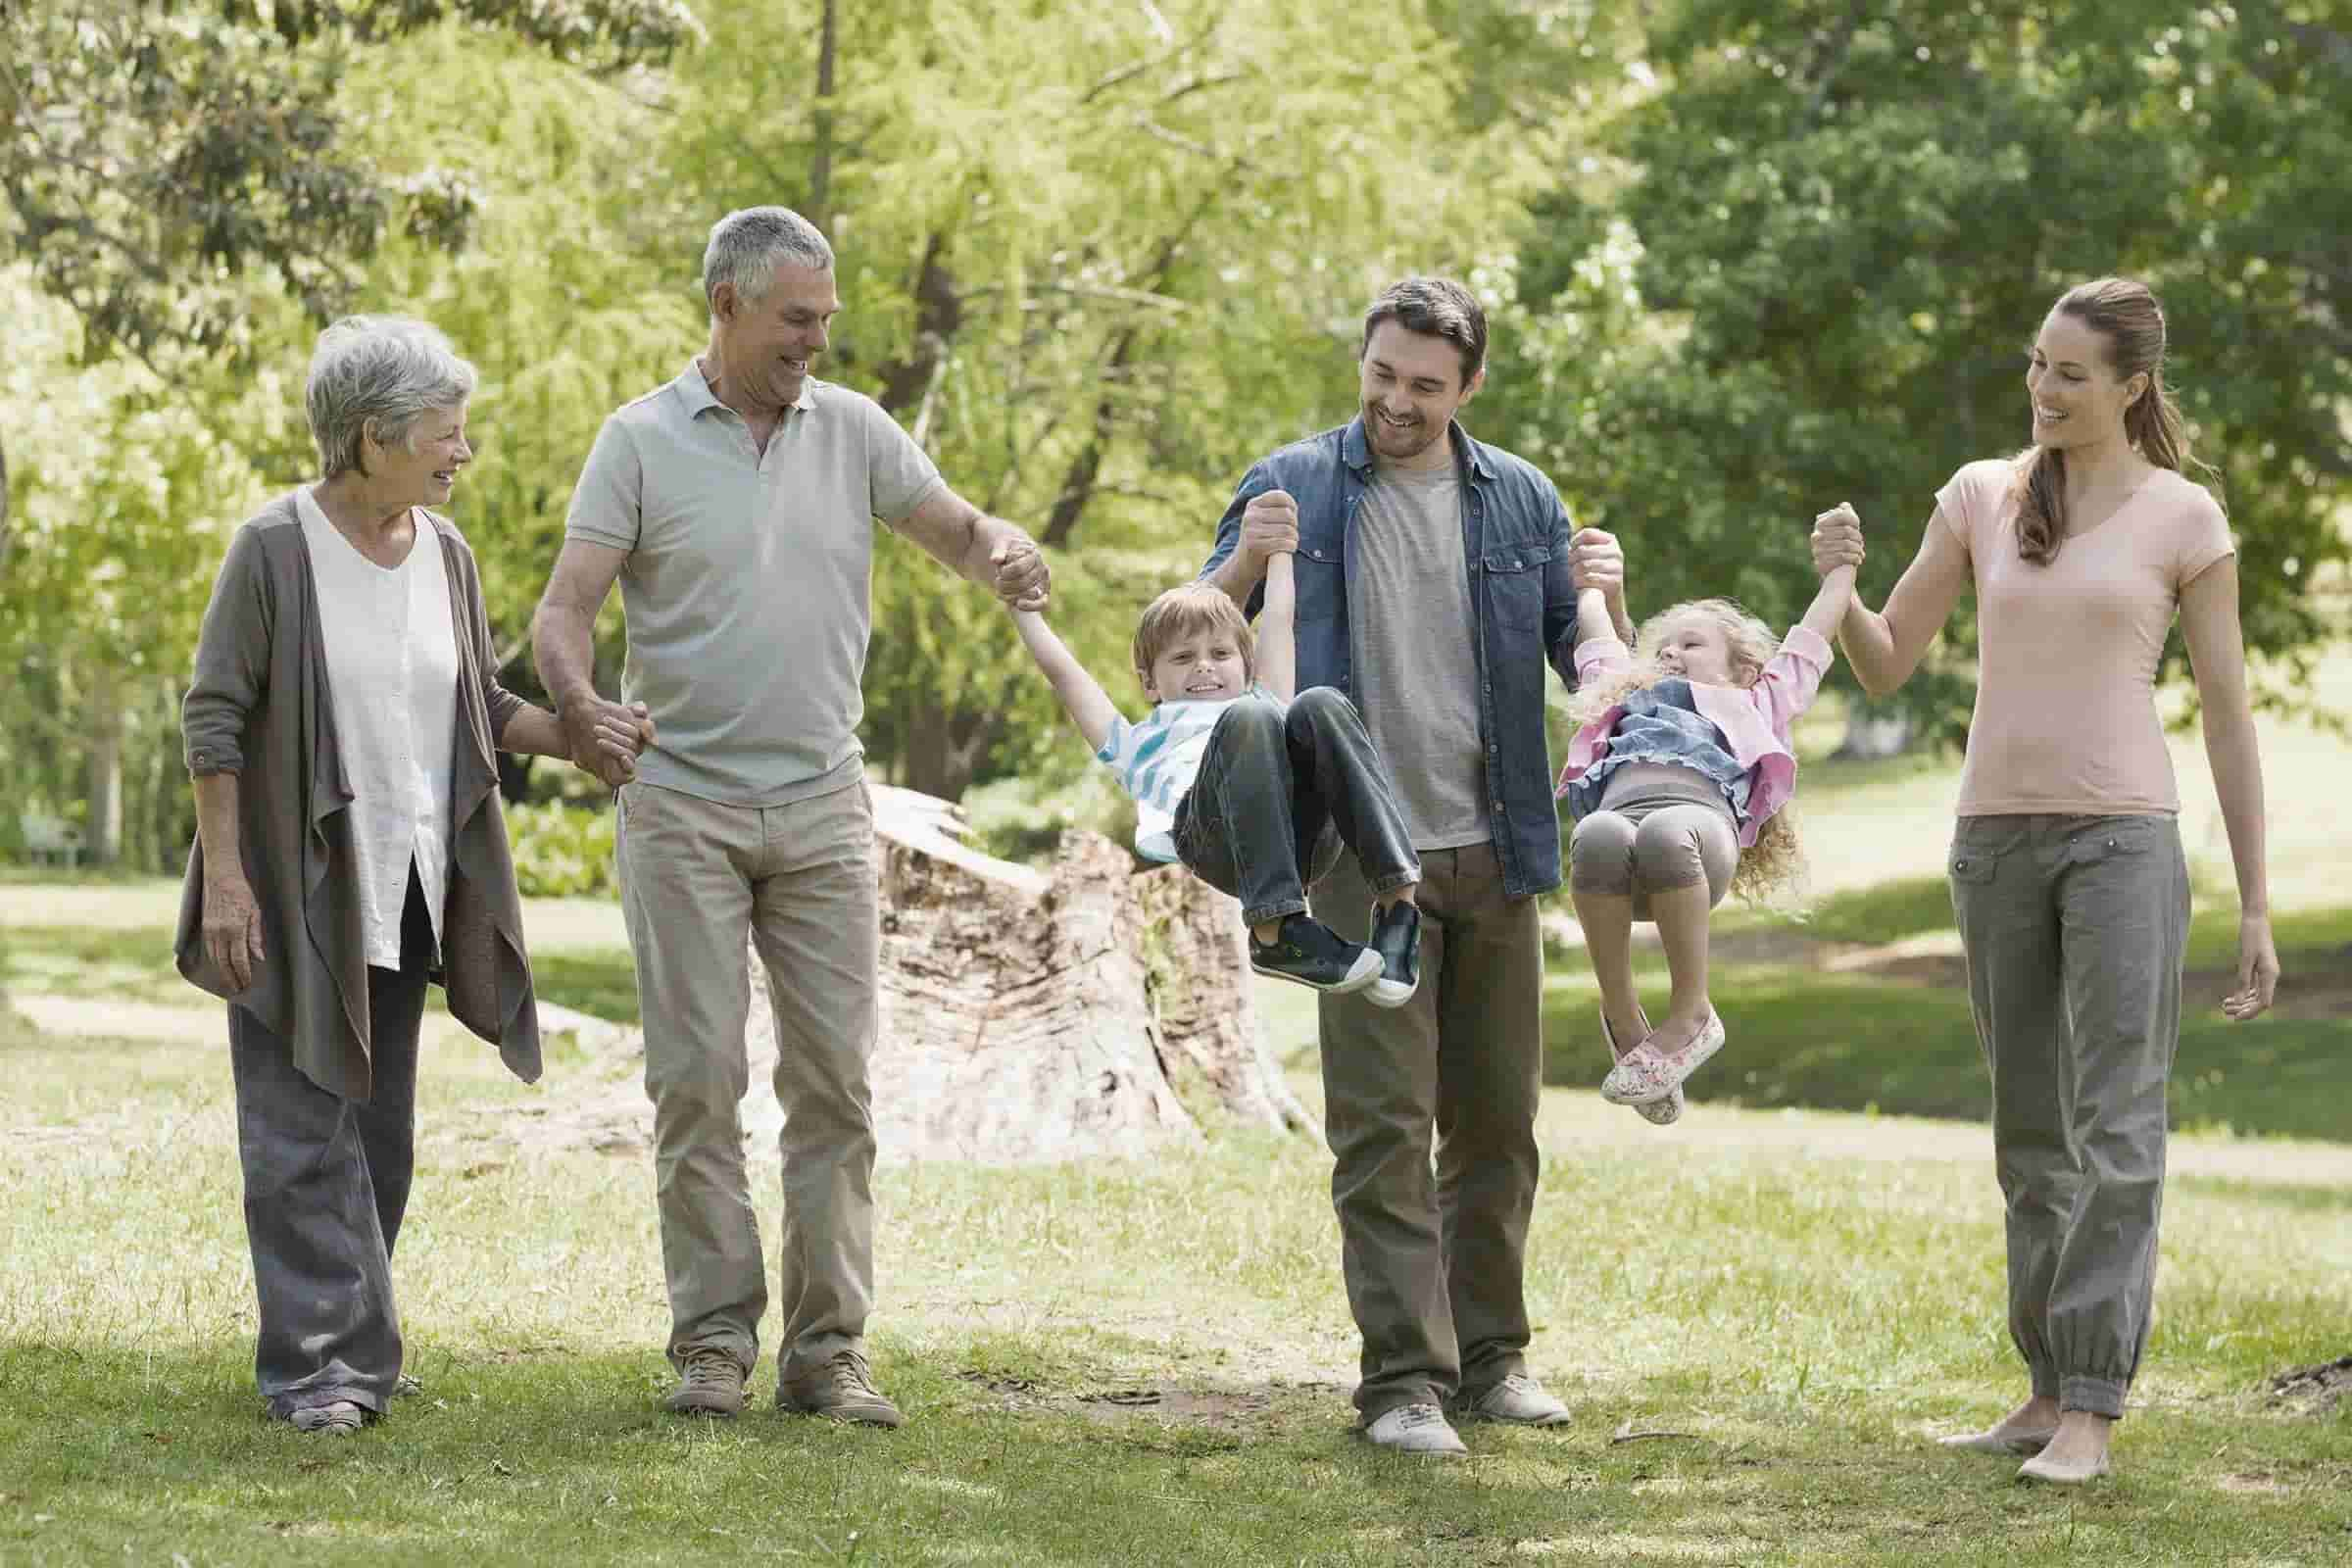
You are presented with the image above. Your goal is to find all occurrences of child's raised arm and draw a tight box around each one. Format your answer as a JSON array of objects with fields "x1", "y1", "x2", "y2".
[
  {"x1": 1798, "y1": 560, "x2": 1860, "y2": 649},
  {"x1": 1575, "y1": 585, "x2": 1622, "y2": 652},
  {"x1": 1010, "y1": 608, "x2": 1121, "y2": 753},
  {"x1": 1257, "y1": 549, "x2": 1297, "y2": 701}
]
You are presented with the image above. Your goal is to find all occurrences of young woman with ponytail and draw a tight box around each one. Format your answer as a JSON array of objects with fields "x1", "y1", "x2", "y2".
[{"x1": 1807, "y1": 277, "x2": 2278, "y2": 1485}]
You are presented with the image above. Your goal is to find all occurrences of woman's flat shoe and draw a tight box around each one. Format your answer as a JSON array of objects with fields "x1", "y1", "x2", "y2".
[
  {"x1": 1597, "y1": 1007, "x2": 1681, "y2": 1125},
  {"x1": 1938, "y1": 1425, "x2": 2057, "y2": 1456},
  {"x1": 2018, "y1": 1449, "x2": 2111, "y2": 1484}
]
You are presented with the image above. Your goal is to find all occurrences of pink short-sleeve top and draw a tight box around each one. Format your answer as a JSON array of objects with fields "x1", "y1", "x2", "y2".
[{"x1": 1936, "y1": 457, "x2": 2235, "y2": 818}]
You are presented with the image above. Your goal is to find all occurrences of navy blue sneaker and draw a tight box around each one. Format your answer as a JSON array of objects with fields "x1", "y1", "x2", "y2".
[
  {"x1": 1250, "y1": 914, "x2": 1382, "y2": 994},
  {"x1": 1366, "y1": 901, "x2": 1421, "y2": 1009}
]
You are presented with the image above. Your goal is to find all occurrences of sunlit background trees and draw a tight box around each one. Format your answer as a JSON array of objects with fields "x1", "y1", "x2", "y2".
[{"x1": 4, "y1": 0, "x2": 2344, "y2": 870}]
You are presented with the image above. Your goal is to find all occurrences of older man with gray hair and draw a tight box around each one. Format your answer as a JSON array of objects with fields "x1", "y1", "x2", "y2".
[{"x1": 534, "y1": 207, "x2": 1049, "y2": 1426}]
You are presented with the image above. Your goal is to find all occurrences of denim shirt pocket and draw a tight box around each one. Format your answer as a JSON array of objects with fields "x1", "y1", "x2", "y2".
[
  {"x1": 1293, "y1": 537, "x2": 1346, "y2": 623},
  {"x1": 1482, "y1": 541, "x2": 1551, "y2": 630}
]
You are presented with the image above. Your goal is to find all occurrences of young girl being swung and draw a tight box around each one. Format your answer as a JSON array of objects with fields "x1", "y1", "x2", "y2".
[{"x1": 1554, "y1": 533, "x2": 1859, "y2": 1122}]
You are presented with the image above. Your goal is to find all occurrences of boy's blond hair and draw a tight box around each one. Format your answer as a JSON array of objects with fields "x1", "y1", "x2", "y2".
[{"x1": 1131, "y1": 582, "x2": 1255, "y2": 687}]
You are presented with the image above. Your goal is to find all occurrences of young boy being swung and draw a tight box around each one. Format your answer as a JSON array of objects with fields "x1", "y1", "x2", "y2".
[
  {"x1": 1010, "y1": 546, "x2": 1423, "y2": 1004},
  {"x1": 1554, "y1": 516, "x2": 1859, "y2": 1122}
]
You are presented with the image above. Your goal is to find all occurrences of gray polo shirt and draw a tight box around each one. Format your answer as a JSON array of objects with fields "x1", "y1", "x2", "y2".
[{"x1": 565, "y1": 363, "x2": 944, "y2": 806}]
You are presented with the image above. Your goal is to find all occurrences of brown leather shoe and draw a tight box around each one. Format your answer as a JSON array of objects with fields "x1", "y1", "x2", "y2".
[{"x1": 779, "y1": 1350, "x2": 905, "y2": 1428}]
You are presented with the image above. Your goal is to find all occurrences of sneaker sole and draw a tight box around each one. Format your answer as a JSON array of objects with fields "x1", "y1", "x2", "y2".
[
  {"x1": 1365, "y1": 975, "x2": 1418, "y2": 1009},
  {"x1": 1251, "y1": 946, "x2": 1385, "y2": 996},
  {"x1": 664, "y1": 1393, "x2": 745, "y2": 1417},
  {"x1": 779, "y1": 1398, "x2": 905, "y2": 1429}
]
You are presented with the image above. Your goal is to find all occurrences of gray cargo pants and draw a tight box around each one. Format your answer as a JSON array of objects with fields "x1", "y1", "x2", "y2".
[{"x1": 1947, "y1": 813, "x2": 2190, "y2": 1420}]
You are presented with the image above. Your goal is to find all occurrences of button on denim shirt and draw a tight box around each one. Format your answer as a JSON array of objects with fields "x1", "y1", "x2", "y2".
[{"x1": 1200, "y1": 417, "x2": 1584, "y2": 898}]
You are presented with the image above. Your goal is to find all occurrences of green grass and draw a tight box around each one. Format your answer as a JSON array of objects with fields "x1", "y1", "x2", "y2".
[
  {"x1": 5, "y1": 1006, "x2": 2352, "y2": 1565},
  {"x1": 1538, "y1": 968, "x2": 2352, "y2": 1144},
  {"x1": 10, "y1": 888, "x2": 2346, "y2": 1134},
  {"x1": 0, "y1": 921, "x2": 644, "y2": 1025}
]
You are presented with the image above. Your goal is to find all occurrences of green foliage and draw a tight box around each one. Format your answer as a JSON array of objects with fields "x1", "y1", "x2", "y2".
[
  {"x1": 322, "y1": 23, "x2": 707, "y2": 681},
  {"x1": 657, "y1": 0, "x2": 1553, "y2": 797},
  {"x1": 1493, "y1": 0, "x2": 2351, "y2": 736},
  {"x1": 0, "y1": 0, "x2": 700, "y2": 362},
  {"x1": 502, "y1": 799, "x2": 618, "y2": 899}
]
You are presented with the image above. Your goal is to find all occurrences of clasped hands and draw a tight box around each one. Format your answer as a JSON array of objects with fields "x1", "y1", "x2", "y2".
[{"x1": 562, "y1": 697, "x2": 658, "y2": 789}]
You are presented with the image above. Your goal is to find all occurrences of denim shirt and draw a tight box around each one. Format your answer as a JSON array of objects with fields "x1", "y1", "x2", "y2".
[
  {"x1": 1200, "y1": 417, "x2": 1583, "y2": 897},
  {"x1": 1558, "y1": 678, "x2": 1753, "y2": 823}
]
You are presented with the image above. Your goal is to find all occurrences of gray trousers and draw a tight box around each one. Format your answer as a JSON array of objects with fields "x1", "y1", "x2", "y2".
[
  {"x1": 1312, "y1": 841, "x2": 1545, "y2": 1421},
  {"x1": 1948, "y1": 814, "x2": 2189, "y2": 1420},
  {"x1": 228, "y1": 867, "x2": 430, "y2": 1420},
  {"x1": 616, "y1": 779, "x2": 878, "y2": 1384}
]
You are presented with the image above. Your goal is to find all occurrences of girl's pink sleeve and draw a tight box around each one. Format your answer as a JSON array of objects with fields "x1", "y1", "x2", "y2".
[
  {"x1": 1574, "y1": 635, "x2": 1632, "y2": 689},
  {"x1": 1747, "y1": 625, "x2": 1834, "y2": 740}
]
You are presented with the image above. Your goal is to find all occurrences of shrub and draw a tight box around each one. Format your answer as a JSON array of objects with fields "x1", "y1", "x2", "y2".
[{"x1": 503, "y1": 799, "x2": 618, "y2": 899}]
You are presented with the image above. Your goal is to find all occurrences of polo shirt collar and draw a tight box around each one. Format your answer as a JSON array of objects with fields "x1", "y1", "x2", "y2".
[{"x1": 673, "y1": 358, "x2": 817, "y2": 418}]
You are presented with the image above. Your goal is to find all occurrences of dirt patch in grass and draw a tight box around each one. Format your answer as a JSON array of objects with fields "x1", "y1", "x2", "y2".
[
  {"x1": 955, "y1": 1371, "x2": 1346, "y2": 1436},
  {"x1": 2269, "y1": 1355, "x2": 2352, "y2": 1415}
]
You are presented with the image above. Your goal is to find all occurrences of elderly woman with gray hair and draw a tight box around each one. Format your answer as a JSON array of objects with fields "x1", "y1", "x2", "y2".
[{"x1": 177, "y1": 315, "x2": 648, "y2": 1436}]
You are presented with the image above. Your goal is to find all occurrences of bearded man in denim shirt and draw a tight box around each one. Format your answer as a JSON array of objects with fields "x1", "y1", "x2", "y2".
[{"x1": 1202, "y1": 277, "x2": 1632, "y2": 1456}]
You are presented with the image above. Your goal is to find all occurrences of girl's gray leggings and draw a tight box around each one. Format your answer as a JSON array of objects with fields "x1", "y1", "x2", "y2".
[{"x1": 1568, "y1": 766, "x2": 1739, "y2": 917}]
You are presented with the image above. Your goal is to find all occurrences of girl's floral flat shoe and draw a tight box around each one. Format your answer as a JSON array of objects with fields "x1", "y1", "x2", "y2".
[
  {"x1": 1597, "y1": 1006, "x2": 1683, "y2": 1125},
  {"x1": 1600, "y1": 1010, "x2": 1725, "y2": 1105}
]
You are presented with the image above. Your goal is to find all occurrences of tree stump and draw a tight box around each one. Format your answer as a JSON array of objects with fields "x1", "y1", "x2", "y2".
[{"x1": 720, "y1": 784, "x2": 1311, "y2": 1164}]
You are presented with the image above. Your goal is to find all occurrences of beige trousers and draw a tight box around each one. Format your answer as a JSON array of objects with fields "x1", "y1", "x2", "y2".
[{"x1": 616, "y1": 778, "x2": 878, "y2": 1382}]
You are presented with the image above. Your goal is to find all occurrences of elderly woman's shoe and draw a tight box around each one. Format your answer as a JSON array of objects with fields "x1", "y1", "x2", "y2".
[{"x1": 290, "y1": 1400, "x2": 365, "y2": 1436}]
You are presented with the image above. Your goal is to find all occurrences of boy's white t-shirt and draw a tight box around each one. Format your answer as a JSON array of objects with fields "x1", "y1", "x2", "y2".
[{"x1": 1095, "y1": 686, "x2": 1284, "y2": 862}]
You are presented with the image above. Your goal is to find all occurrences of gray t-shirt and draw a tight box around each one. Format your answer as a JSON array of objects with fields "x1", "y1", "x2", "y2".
[
  {"x1": 565, "y1": 364, "x2": 945, "y2": 806},
  {"x1": 1348, "y1": 465, "x2": 1492, "y2": 851}
]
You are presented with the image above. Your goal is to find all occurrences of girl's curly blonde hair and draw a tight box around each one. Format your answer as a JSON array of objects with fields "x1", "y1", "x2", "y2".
[{"x1": 1566, "y1": 598, "x2": 1807, "y2": 907}]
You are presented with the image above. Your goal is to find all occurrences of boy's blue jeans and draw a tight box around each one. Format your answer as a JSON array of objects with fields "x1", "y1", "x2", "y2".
[{"x1": 1172, "y1": 686, "x2": 1421, "y2": 929}]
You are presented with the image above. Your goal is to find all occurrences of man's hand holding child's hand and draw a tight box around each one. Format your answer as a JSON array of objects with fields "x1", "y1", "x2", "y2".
[{"x1": 992, "y1": 534, "x2": 1051, "y2": 612}]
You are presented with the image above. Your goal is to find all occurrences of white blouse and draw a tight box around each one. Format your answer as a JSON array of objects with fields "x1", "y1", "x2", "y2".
[{"x1": 297, "y1": 488, "x2": 460, "y2": 968}]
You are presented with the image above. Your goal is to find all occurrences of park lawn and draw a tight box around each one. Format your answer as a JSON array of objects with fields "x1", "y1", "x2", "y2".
[
  {"x1": 8, "y1": 888, "x2": 2349, "y2": 1137},
  {"x1": 5, "y1": 1005, "x2": 2352, "y2": 1567}
]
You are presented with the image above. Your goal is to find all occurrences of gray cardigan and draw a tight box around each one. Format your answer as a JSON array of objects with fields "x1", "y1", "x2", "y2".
[{"x1": 176, "y1": 494, "x2": 542, "y2": 1100}]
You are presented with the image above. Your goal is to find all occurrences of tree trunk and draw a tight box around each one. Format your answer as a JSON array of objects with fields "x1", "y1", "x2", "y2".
[
  {"x1": 808, "y1": 0, "x2": 837, "y2": 232},
  {"x1": 83, "y1": 671, "x2": 122, "y2": 866},
  {"x1": 896, "y1": 696, "x2": 999, "y2": 803},
  {"x1": 739, "y1": 786, "x2": 1309, "y2": 1160},
  {"x1": 1831, "y1": 695, "x2": 1914, "y2": 761},
  {"x1": 513, "y1": 785, "x2": 1310, "y2": 1164}
]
